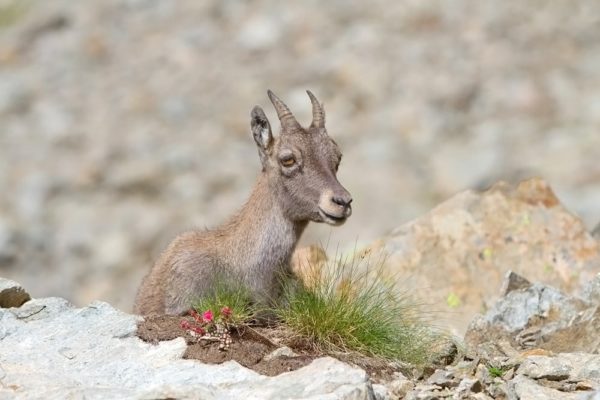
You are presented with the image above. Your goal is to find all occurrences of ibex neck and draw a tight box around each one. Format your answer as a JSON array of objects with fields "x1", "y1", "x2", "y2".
[{"x1": 223, "y1": 174, "x2": 306, "y2": 264}]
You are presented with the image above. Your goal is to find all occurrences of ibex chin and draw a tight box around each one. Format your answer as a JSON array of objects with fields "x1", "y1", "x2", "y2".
[{"x1": 134, "y1": 90, "x2": 352, "y2": 315}]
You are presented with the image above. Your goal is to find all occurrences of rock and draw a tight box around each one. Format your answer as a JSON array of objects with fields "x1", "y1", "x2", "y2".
[
  {"x1": 465, "y1": 272, "x2": 600, "y2": 354},
  {"x1": 484, "y1": 380, "x2": 512, "y2": 399},
  {"x1": 502, "y1": 367, "x2": 515, "y2": 381},
  {"x1": 429, "y1": 339, "x2": 459, "y2": 367},
  {"x1": 0, "y1": 278, "x2": 31, "y2": 308},
  {"x1": 400, "y1": 350, "x2": 599, "y2": 400},
  {"x1": 371, "y1": 384, "x2": 390, "y2": 400},
  {"x1": 363, "y1": 178, "x2": 600, "y2": 335},
  {"x1": 455, "y1": 377, "x2": 483, "y2": 397},
  {"x1": 0, "y1": 294, "x2": 376, "y2": 399},
  {"x1": 386, "y1": 372, "x2": 414, "y2": 398},
  {"x1": 583, "y1": 391, "x2": 600, "y2": 400},
  {"x1": 1, "y1": 0, "x2": 600, "y2": 319},
  {"x1": 396, "y1": 347, "x2": 598, "y2": 400},
  {"x1": 405, "y1": 383, "x2": 450, "y2": 400},
  {"x1": 474, "y1": 363, "x2": 493, "y2": 386},
  {"x1": 509, "y1": 375, "x2": 582, "y2": 400},
  {"x1": 426, "y1": 368, "x2": 458, "y2": 388},
  {"x1": 583, "y1": 273, "x2": 600, "y2": 304},
  {"x1": 518, "y1": 355, "x2": 572, "y2": 381},
  {"x1": 499, "y1": 271, "x2": 532, "y2": 296},
  {"x1": 468, "y1": 394, "x2": 493, "y2": 400},
  {"x1": 263, "y1": 346, "x2": 298, "y2": 361},
  {"x1": 551, "y1": 353, "x2": 600, "y2": 384}
]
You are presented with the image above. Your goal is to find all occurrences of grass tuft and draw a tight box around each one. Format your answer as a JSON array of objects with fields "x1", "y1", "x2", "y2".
[
  {"x1": 276, "y1": 249, "x2": 443, "y2": 364},
  {"x1": 488, "y1": 366, "x2": 505, "y2": 378},
  {"x1": 192, "y1": 275, "x2": 256, "y2": 325}
]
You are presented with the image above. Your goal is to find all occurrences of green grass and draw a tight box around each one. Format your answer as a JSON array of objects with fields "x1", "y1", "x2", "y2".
[
  {"x1": 275, "y1": 250, "x2": 443, "y2": 364},
  {"x1": 187, "y1": 248, "x2": 446, "y2": 365},
  {"x1": 488, "y1": 366, "x2": 505, "y2": 378},
  {"x1": 192, "y1": 275, "x2": 256, "y2": 325}
]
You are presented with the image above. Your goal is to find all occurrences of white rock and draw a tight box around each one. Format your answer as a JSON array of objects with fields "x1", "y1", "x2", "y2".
[
  {"x1": 263, "y1": 346, "x2": 298, "y2": 361},
  {"x1": 371, "y1": 384, "x2": 390, "y2": 400},
  {"x1": 386, "y1": 372, "x2": 415, "y2": 399},
  {"x1": 0, "y1": 296, "x2": 375, "y2": 400},
  {"x1": 582, "y1": 391, "x2": 600, "y2": 400},
  {"x1": 518, "y1": 355, "x2": 572, "y2": 381},
  {"x1": 509, "y1": 375, "x2": 581, "y2": 400}
]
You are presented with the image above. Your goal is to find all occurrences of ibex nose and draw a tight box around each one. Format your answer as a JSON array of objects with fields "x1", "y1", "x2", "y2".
[
  {"x1": 332, "y1": 195, "x2": 352, "y2": 208},
  {"x1": 319, "y1": 187, "x2": 353, "y2": 223}
]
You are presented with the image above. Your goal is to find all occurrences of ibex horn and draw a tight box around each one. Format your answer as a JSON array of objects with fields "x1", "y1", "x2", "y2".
[
  {"x1": 267, "y1": 90, "x2": 302, "y2": 132},
  {"x1": 307, "y1": 90, "x2": 325, "y2": 128}
]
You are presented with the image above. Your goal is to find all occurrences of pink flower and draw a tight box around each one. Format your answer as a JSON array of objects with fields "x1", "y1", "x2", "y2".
[
  {"x1": 191, "y1": 326, "x2": 205, "y2": 335},
  {"x1": 180, "y1": 320, "x2": 191, "y2": 330},
  {"x1": 220, "y1": 306, "x2": 232, "y2": 318},
  {"x1": 202, "y1": 310, "x2": 214, "y2": 323}
]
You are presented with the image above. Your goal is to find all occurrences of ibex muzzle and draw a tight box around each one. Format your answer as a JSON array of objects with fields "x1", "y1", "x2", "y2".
[{"x1": 134, "y1": 90, "x2": 352, "y2": 315}]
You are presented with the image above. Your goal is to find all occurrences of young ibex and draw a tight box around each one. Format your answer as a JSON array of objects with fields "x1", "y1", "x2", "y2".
[{"x1": 134, "y1": 90, "x2": 352, "y2": 315}]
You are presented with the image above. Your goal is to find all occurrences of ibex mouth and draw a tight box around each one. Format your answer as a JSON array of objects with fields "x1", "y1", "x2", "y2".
[{"x1": 319, "y1": 208, "x2": 349, "y2": 226}]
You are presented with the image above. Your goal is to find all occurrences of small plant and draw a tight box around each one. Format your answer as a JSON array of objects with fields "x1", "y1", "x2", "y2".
[
  {"x1": 183, "y1": 273, "x2": 258, "y2": 350},
  {"x1": 488, "y1": 366, "x2": 505, "y2": 378},
  {"x1": 276, "y1": 248, "x2": 443, "y2": 364},
  {"x1": 192, "y1": 273, "x2": 257, "y2": 325},
  {"x1": 180, "y1": 306, "x2": 234, "y2": 350}
]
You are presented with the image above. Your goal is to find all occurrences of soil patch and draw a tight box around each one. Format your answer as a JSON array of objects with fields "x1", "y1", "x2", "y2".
[{"x1": 137, "y1": 314, "x2": 400, "y2": 380}]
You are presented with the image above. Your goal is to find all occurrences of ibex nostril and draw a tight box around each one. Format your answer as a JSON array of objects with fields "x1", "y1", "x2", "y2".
[{"x1": 332, "y1": 196, "x2": 352, "y2": 208}]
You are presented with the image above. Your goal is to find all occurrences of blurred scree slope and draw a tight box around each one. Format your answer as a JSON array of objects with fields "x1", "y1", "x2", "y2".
[{"x1": 0, "y1": 0, "x2": 598, "y2": 311}]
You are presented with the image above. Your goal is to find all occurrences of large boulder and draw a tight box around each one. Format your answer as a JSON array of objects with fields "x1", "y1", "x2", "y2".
[
  {"x1": 0, "y1": 288, "x2": 375, "y2": 400},
  {"x1": 363, "y1": 178, "x2": 600, "y2": 335}
]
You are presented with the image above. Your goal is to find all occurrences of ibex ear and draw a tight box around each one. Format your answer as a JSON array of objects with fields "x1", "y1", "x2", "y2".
[{"x1": 251, "y1": 106, "x2": 273, "y2": 167}]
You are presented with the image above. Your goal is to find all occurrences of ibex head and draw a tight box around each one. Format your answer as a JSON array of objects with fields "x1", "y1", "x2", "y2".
[{"x1": 250, "y1": 90, "x2": 352, "y2": 225}]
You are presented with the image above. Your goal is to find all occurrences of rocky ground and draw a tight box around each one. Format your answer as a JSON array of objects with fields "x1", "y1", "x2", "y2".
[
  {"x1": 2, "y1": 180, "x2": 600, "y2": 399},
  {"x1": 0, "y1": 283, "x2": 374, "y2": 400},
  {"x1": 401, "y1": 270, "x2": 600, "y2": 400},
  {"x1": 0, "y1": 0, "x2": 600, "y2": 312},
  {"x1": 2, "y1": 265, "x2": 599, "y2": 399}
]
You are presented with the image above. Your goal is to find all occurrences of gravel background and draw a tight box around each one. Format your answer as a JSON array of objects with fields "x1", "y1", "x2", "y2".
[{"x1": 0, "y1": 0, "x2": 598, "y2": 311}]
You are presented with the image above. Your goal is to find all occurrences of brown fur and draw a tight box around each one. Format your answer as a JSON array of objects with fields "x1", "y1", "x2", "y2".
[{"x1": 134, "y1": 90, "x2": 352, "y2": 315}]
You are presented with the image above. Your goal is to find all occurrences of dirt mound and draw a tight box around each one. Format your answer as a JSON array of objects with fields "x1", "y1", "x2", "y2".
[
  {"x1": 137, "y1": 315, "x2": 315, "y2": 376},
  {"x1": 136, "y1": 314, "x2": 399, "y2": 379}
]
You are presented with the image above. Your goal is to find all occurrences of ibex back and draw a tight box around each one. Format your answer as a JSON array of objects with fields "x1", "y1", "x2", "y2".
[{"x1": 134, "y1": 90, "x2": 352, "y2": 315}]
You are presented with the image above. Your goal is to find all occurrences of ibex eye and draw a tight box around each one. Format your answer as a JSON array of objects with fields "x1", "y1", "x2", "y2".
[{"x1": 281, "y1": 157, "x2": 296, "y2": 167}]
